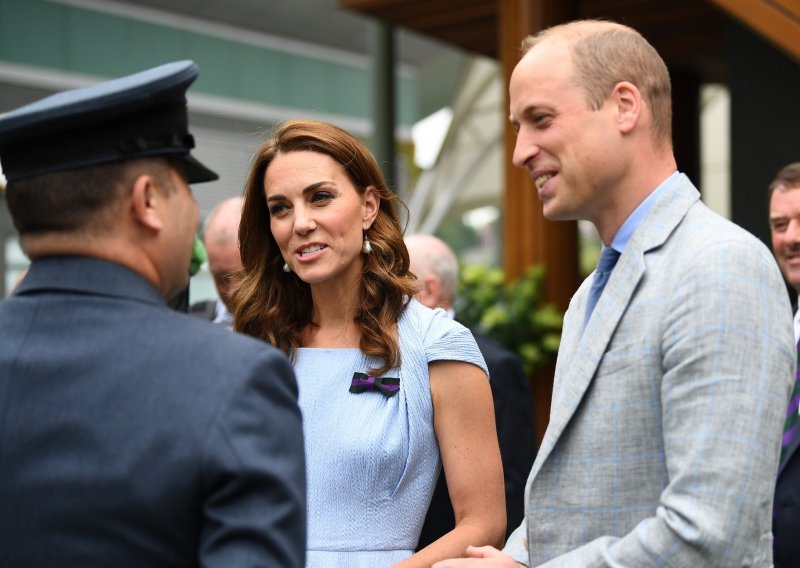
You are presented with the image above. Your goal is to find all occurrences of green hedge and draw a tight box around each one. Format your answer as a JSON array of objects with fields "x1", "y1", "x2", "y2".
[{"x1": 456, "y1": 264, "x2": 563, "y2": 375}]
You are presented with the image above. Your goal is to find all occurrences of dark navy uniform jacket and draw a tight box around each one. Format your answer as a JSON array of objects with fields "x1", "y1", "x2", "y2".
[{"x1": 0, "y1": 256, "x2": 306, "y2": 567}]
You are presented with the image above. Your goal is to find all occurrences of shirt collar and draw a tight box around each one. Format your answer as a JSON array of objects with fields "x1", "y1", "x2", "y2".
[
  {"x1": 213, "y1": 299, "x2": 234, "y2": 329},
  {"x1": 610, "y1": 171, "x2": 680, "y2": 254}
]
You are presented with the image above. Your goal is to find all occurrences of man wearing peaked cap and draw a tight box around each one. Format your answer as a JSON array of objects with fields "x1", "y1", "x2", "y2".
[{"x1": 0, "y1": 61, "x2": 307, "y2": 567}]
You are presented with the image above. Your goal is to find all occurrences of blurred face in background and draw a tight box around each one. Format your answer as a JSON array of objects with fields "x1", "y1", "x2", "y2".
[
  {"x1": 206, "y1": 239, "x2": 241, "y2": 311},
  {"x1": 770, "y1": 185, "x2": 800, "y2": 292},
  {"x1": 204, "y1": 198, "x2": 244, "y2": 311}
]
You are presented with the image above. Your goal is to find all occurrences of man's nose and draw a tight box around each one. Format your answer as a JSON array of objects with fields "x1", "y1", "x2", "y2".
[{"x1": 512, "y1": 129, "x2": 539, "y2": 169}]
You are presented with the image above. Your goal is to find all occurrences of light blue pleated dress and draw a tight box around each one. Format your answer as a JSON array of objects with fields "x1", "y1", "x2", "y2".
[{"x1": 294, "y1": 299, "x2": 488, "y2": 568}]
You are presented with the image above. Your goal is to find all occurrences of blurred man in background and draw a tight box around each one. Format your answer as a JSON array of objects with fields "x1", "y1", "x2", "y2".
[
  {"x1": 767, "y1": 162, "x2": 800, "y2": 567},
  {"x1": 406, "y1": 233, "x2": 537, "y2": 547},
  {"x1": 191, "y1": 196, "x2": 244, "y2": 328}
]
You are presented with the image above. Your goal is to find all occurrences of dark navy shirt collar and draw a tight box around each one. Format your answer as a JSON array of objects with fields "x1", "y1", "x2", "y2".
[{"x1": 15, "y1": 256, "x2": 166, "y2": 307}]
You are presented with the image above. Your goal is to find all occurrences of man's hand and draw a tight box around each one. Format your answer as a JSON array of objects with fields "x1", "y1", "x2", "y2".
[{"x1": 432, "y1": 545, "x2": 523, "y2": 567}]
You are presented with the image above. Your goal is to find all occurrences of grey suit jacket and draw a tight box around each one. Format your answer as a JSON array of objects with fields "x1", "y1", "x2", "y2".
[
  {"x1": 0, "y1": 257, "x2": 306, "y2": 567},
  {"x1": 504, "y1": 174, "x2": 796, "y2": 567}
]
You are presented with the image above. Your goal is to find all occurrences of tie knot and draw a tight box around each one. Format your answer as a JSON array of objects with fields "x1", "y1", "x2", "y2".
[{"x1": 596, "y1": 247, "x2": 621, "y2": 273}]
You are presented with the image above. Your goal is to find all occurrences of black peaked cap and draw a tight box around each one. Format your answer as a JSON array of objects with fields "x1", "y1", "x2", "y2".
[{"x1": 0, "y1": 60, "x2": 218, "y2": 184}]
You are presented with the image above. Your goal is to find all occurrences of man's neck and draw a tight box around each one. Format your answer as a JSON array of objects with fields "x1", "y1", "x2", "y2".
[
  {"x1": 22, "y1": 232, "x2": 162, "y2": 297},
  {"x1": 595, "y1": 156, "x2": 677, "y2": 245}
]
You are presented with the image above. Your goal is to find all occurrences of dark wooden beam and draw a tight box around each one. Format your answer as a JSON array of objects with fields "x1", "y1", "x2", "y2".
[
  {"x1": 707, "y1": 0, "x2": 800, "y2": 63},
  {"x1": 340, "y1": 0, "x2": 728, "y2": 82},
  {"x1": 340, "y1": 0, "x2": 498, "y2": 57},
  {"x1": 499, "y1": 0, "x2": 579, "y2": 308}
]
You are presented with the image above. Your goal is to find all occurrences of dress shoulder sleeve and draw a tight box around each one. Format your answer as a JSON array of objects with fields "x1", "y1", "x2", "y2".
[{"x1": 406, "y1": 300, "x2": 488, "y2": 378}]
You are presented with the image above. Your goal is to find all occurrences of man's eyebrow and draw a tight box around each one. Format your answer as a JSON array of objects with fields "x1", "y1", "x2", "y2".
[{"x1": 511, "y1": 103, "x2": 551, "y2": 123}]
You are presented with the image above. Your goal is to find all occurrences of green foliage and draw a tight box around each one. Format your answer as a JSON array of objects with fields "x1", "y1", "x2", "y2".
[
  {"x1": 434, "y1": 217, "x2": 480, "y2": 261},
  {"x1": 456, "y1": 264, "x2": 563, "y2": 375}
]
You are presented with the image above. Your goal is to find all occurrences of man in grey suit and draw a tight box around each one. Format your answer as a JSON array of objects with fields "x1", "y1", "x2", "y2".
[
  {"x1": 434, "y1": 19, "x2": 795, "y2": 567},
  {"x1": 0, "y1": 61, "x2": 306, "y2": 567}
]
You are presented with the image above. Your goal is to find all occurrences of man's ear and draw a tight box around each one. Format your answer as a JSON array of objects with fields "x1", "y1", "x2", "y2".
[
  {"x1": 419, "y1": 273, "x2": 443, "y2": 309},
  {"x1": 130, "y1": 174, "x2": 164, "y2": 232},
  {"x1": 611, "y1": 81, "x2": 642, "y2": 135},
  {"x1": 362, "y1": 185, "x2": 380, "y2": 230}
]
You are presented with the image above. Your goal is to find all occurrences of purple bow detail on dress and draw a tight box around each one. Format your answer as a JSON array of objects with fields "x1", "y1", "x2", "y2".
[{"x1": 349, "y1": 372, "x2": 400, "y2": 398}]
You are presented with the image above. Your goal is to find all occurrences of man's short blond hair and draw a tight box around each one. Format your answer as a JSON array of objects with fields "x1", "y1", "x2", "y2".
[{"x1": 522, "y1": 20, "x2": 672, "y2": 148}]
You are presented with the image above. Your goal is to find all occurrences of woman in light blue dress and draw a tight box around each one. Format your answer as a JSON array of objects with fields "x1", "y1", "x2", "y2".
[{"x1": 235, "y1": 119, "x2": 505, "y2": 567}]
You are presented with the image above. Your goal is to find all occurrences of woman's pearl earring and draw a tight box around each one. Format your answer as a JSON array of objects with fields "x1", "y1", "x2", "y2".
[
  {"x1": 283, "y1": 262, "x2": 291, "y2": 273},
  {"x1": 362, "y1": 239, "x2": 372, "y2": 254}
]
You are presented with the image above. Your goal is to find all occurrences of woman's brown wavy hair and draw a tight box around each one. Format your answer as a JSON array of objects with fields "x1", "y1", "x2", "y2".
[{"x1": 234, "y1": 119, "x2": 417, "y2": 375}]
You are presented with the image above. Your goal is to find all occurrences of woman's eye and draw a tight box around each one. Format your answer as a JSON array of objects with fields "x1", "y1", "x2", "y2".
[
  {"x1": 269, "y1": 203, "x2": 289, "y2": 216},
  {"x1": 312, "y1": 191, "x2": 334, "y2": 203}
]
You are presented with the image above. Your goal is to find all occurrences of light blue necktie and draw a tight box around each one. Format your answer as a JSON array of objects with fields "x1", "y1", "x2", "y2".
[{"x1": 585, "y1": 246, "x2": 621, "y2": 325}]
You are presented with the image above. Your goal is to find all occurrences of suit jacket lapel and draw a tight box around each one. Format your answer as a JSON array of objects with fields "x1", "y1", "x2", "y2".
[
  {"x1": 530, "y1": 174, "x2": 701, "y2": 476},
  {"x1": 532, "y1": 250, "x2": 646, "y2": 471}
]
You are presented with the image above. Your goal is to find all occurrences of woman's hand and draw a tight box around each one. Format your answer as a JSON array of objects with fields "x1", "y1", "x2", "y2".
[{"x1": 432, "y1": 545, "x2": 524, "y2": 566}]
